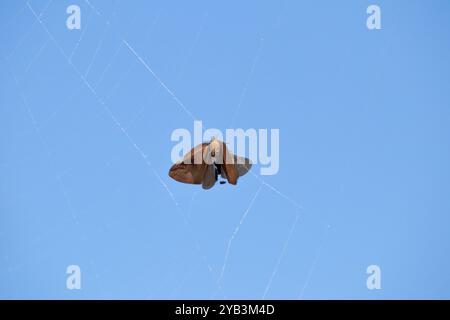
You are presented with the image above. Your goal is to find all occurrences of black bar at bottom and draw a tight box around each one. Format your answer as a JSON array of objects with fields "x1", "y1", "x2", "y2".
[{"x1": 0, "y1": 300, "x2": 447, "y2": 318}]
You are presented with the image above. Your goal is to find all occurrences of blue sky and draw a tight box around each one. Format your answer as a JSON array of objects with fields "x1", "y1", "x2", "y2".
[{"x1": 1, "y1": 0, "x2": 450, "y2": 299}]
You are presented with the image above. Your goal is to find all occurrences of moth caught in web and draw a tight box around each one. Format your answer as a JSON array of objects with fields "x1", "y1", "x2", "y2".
[{"x1": 169, "y1": 137, "x2": 252, "y2": 189}]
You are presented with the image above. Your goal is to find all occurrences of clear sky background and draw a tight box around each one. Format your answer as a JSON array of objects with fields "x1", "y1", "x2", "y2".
[{"x1": 1, "y1": 0, "x2": 450, "y2": 299}]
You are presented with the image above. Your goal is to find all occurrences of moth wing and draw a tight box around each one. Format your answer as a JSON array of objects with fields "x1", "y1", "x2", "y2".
[
  {"x1": 180, "y1": 143, "x2": 208, "y2": 164},
  {"x1": 234, "y1": 155, "x2": 252, "y2": 177},
  {"x1": 202, "y1": 165, "x2": 216, "y2": 190},
  {"x1": 220, "y1": 156, "x2": 251, "y2": 179},
  {"x1": 169, "y1": 162, "x2": 207, "y2": 184},
  {"x1": 168, "y1": 143, "x2": 208, "y2": 184}
]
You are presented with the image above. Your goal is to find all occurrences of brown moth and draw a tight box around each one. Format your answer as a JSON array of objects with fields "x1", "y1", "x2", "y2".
[{"x1": 169, "y1": 137, "x2": 252, "y2": 189}]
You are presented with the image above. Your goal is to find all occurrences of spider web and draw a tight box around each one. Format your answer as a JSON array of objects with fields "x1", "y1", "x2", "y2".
[{"x1": 1, "y1": 0, "x2": 332, "y2": 299}]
